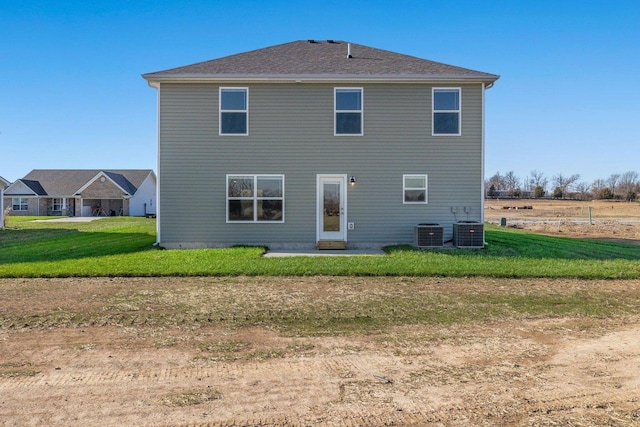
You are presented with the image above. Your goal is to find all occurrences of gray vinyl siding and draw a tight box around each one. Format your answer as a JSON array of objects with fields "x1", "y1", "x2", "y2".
[{"x1": 158, "y1": 82, "x2": 484, "y2": 247}]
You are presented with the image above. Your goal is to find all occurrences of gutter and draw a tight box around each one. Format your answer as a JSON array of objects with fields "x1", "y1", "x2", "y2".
[{"x1": 142, "y1": 73, "x2": 500, "y2": 86}]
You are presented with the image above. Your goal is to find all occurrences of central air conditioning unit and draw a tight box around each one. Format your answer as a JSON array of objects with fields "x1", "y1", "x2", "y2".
[
  {"x1": 453, "y1": 221, "x2": 484, "y2": 248},
  {"x1": 415, "y1": 223, "x2": 444, "y2": 248}
]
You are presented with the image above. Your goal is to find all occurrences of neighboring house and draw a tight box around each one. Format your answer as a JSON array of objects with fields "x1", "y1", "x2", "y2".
[
  {"x1": 3, "y1": 170, "x2": 156, "y2": 217},
  {"x1": 143, "y1": 40, "x2": 498, "y2": 249}
]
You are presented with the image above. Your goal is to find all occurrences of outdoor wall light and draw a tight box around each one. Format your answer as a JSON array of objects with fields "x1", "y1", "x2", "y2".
[{"x1": 349, "y1": 176, "x2": 357, "y2": 186}]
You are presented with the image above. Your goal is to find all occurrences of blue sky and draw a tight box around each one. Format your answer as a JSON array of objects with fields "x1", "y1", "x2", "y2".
[{"x1": 1, "y1": 0, "x2": 639, "y2": 187}]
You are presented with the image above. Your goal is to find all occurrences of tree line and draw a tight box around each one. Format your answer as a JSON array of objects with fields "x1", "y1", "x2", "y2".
[{"x1": 486, "y1": 170, "x2": 639, "y2": 201}]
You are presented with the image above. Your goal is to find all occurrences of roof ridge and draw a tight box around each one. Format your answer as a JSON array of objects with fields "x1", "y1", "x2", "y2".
[{"x1": 143, "y1": 40, "x2": 499, "y2": 82}]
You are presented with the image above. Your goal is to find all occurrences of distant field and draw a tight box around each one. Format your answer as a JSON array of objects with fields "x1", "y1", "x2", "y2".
[
  {"x1": 485, "y1": 198, "x2": 640, "y2": 219},
  {"x1": 485, "y1": 199, "x2": 640, "y2": 243}
]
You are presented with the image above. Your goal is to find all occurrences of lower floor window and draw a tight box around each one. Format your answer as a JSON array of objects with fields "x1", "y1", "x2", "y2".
[
  {"x1": 403, "y1": 175, "x2": 428, "y2": 204},
  {"x1": 12, "y1": 197, "x2": 28, "y2": 211},
  {"x1": 227, "y1": 175, "x2": 284, "y2": 222},
  {"x1": 52, "y1": 198, "x2": 63, "y2": 211}
]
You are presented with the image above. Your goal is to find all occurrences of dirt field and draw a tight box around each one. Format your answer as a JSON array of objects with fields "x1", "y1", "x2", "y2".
[
  {"x1": 485, "y1": 198, "x2": 640, "y2": 244},
  {"x1": 1, "y1": 200, "x2": 640, "y2": 426}
]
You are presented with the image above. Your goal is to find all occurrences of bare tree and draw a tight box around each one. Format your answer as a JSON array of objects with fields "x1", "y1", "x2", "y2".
[
  {"x1": 552, "y1": 173, "x2": 581, "y2": 198},
  {"x1": 619, "y1": 171, "x2": 639, "y2": 195},
  {"x1": 590, "y1": 178, "x2": 608, "y2": 199},
  {"x1": 574, "y1": 182, "x2": 591, "y2": 200},
  {"x1": 607, "y1": 173, "x2": 620, "y2": 196},
  {"x1": 529, "y1": 170, "x2": 548, "y2": 197},
  {"x1": 529, "y1": 170, "x2": 547, "y2": 190},
  {"x1": 503, "y1": 170, "x2": 520, "y2": 193},
  {"x1": 487, "y1": 172, "x2": 505, "y2": 191}
]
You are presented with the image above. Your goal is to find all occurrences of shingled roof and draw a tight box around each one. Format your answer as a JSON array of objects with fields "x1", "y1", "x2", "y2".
[
  {"x1": 19, "y1": 170, "x2": 153, "y2": 197},
  {"x1": 20, "y1": 179, "x2": 47, "y2": 196},
  {"x1": 0, "y1": 176, "x2": 11, "y2": 188},
  {"x1": 143, "y1": 40, "x2": 498, "y2": 84}
]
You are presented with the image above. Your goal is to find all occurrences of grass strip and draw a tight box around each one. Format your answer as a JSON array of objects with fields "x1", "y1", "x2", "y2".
[{"x1": 1, "y1": 218, "x2": 639, "y2": 279}]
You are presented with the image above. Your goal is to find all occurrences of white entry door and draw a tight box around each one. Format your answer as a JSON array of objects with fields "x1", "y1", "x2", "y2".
[{"x1": 317, "y1": 175, "x2": 347, "y2": 242}]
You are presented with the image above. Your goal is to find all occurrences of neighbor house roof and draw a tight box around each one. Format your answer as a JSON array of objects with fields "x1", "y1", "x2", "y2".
[
  {"x1": 143, "y1": 40, "x2": 499, "y2": 84},
  {"x1": 20, "y1": 179, "x2": 48, "y2": 196},
  {"x1": 18, "y1": 170, "x2": 154, "y2": 197}
]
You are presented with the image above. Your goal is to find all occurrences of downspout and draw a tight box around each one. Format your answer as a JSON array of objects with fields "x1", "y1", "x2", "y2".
[
  {"x1": 481, "y1": 82, "x2": 486, "y2": 245},
  {"x1": 153, "y1": 82, "x2": 161, "y2": 246}
]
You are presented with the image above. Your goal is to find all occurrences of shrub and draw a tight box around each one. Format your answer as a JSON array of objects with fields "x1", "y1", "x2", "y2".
[
  {"x1": 487, "y1": 184, "x2": 496, "y2": 198},
  {"x1": 534, "y1": 186, "x2": 545, "y2": 198},
  {"x1": 553, "y1": 187, "x2": 563, "y2": 199},
  {"x1": 599, "y1": 188, "x2": 615, "y2": 200}
]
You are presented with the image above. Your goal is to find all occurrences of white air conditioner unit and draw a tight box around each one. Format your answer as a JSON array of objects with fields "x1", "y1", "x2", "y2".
[
  {"x1": 415, "y1": 223, "x2": 444, "y2": 248},
  {"x1": 453, "y1": 222, "x2": 484, "y2": 248}
]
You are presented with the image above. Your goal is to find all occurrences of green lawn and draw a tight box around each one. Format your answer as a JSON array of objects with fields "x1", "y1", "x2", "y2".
[{"x1": 1, "y1": 216, "x2": 639, "y2": 278}]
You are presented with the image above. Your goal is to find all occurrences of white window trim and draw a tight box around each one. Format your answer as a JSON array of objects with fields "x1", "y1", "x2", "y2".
[
  {"x1": 334, "y1": 87, "x2": 363, "y2": 136},
  {"x1": 12, "y1": 197, "x2": 28, "y2": 211},
  {"x1": 219, "y1": 87, "x2": 249, "y2": 136},
  {"x1": 52, "y1": 198, "x2": 63, "y2": 211},
  {"x1": 432, "y1": 87, "x2": 461, "y2": 136},
  {"x1": 226, "y1": 174, "x2": 285, "y2": 223},
  {"x1": 403, "y1": 174, "x2": 428, "y2": 204}
]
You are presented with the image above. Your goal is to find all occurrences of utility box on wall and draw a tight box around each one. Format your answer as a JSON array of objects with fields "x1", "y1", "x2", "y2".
[
  {"x1": 415, "y1": 223, "x2": 444, "y2": 248},
  {"x1": 453, "y1": 221, "x2": 484, "y2": 248}
]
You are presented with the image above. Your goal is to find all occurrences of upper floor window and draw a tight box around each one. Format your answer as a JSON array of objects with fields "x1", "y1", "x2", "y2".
[
  {"x1": 335, "y1": 88, "x2": 363, "y2": 135},
  {"x1": 220, "y1": 88, "x2": 248, "y2": 135},
  {"x1": 403, "y1": 175, "x2": 428, "y2": 204},
  {"x1": 433, "y1": 88, "x2": 460, "y2": 136},
  {"x1": 227, "y1": 175, "x2": 284, "y2": 223},
  {"x1": 12, "y1": 197, "x2": 28, "y2": 211}
]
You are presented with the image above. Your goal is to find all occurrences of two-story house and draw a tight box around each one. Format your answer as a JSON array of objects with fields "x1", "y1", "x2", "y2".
[{"x1": 143, "y1": 40, "x2": 498, "y2": 249}]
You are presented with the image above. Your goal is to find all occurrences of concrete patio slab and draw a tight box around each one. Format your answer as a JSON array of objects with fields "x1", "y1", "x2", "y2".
[
  {"x1": 263, "y1": 248, "x2": 386, "y2": 257},
  {"x1": 31, "y1": 217, "x2": 108, "y2": 223}
]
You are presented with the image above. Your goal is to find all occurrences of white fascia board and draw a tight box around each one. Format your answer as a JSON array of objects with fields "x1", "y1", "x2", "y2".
[
  {"x1": 4, "y1": 180, "x2": 38, "y2": 196},
  {"x1": 143, "y1": 73, "x2": 499, "y2": 85}
]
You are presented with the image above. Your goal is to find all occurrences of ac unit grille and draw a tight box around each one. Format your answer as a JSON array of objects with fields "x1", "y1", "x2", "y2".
[
  {"x1": 415, "y1": 224, "x2": 444, "y2": 248},
  {"x1": 453, "y1": 222, "x2": 484, "y2": 248}
]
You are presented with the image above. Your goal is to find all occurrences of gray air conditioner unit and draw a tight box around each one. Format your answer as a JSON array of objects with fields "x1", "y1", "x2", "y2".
[
  {"x1": 415, "y1": 223, "x2": 444, "y2": 248},
  {"x1": 453, "y1": 221, "x2": 484, "y2": 248}
]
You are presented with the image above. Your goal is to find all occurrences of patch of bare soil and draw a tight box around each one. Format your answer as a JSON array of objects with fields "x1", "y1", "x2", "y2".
[
  {"x1": 485, "y1": 199, "x2": 640, "y2": 244},
  {"x1": 2, "y1": 277, "x2": 640, "y2": 426}
]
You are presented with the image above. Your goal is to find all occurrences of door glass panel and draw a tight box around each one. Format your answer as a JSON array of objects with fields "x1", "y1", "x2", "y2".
[{"x1": 323, "y1": 182, "x2": 340, "y2": 232}]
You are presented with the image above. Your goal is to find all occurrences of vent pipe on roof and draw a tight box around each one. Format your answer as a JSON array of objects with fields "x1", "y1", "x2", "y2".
[{"x1": 347, "y1": 43, "x2": 352, "y2": 58}]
